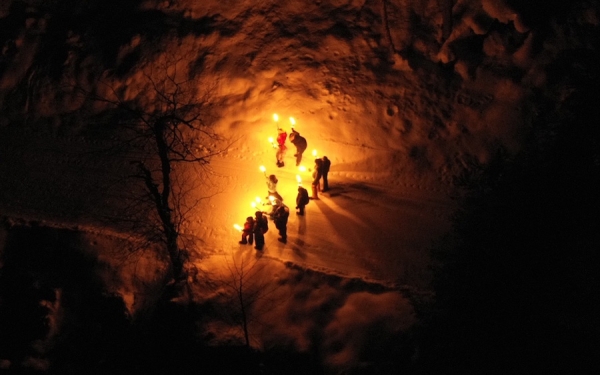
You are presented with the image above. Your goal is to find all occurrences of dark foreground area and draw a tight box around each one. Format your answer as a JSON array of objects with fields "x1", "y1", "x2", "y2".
[
  {"x1": 420, "y1": 46, "x2": 600, "y2": 375},
  {"x1": 2, "y1": 75, "x2": 599, "y2": 374}
]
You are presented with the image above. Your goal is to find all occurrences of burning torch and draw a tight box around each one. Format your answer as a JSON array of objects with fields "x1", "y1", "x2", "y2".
[{"x1": 273, "y1": 113, "x2": 279, "y2": 133}]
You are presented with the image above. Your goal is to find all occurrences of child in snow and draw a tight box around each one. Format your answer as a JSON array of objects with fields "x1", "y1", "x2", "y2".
[
  {"x1": 265, "y1": 173, "x2": 283, "y2": 202},
  {"x1": 239, "y1": 216, "x2": 254, "y2": 245},
  {"x1": 273, "y1": 204, "x2": 290, "y2": 243},
  {"x1": 310, "y1": 158, "x2": 323, "y2": 200},
  {"x1": 296, "y1": 186, "x2": 309, "y2": 215},
  {"x1": 253, "y1": 211, "x2": 269, "y2": 250}
]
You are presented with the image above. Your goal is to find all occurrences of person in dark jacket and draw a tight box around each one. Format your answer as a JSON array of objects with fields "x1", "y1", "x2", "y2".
[
  {"x1": 321, "y1": 156, "x2": 331, "y2": 192},
  {"x1": 310, "y1": 158, "x2": 323, "y2": 200},
  {"x1": 289, "y1": 129, "x2": 307, "y2": 166},
  {"x1": 273, "y1": 204, "x2": 290, "y2": 243},
  {"x1": 296, "y1": 186, "x2": 309, "y2": 215},
  {"x1": 266, "y1": 195, "x2": 283, "y2": 219},
  {"x1": 253, "y1": 211, "x2": 268, "y2": 250},
  {"x1": 239, "y1": 216, "x2": 254, "y2": 245}
]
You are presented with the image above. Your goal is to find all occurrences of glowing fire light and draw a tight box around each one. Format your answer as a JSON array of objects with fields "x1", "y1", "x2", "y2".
[
  {"x1": 251, "y1": 202, "x2": 257, "y2": 208},
  {"x1": 298, "y1": 166, "x2": 306, "y2": 172},
  {"x1": 273, "y1": 113, "x2": 279, "y2": 122},
  {"x1": 259, "y1": 165, "x2": 266, "y2": 172},
  {"x1": 312, "y1": 149, "x2": 318, "y2": 157},
  {"x1": 296, "y1": 174, "x2": 302, "y2": 185},
  {"x1": 289, "y1": 117, "x2": 296, "y2": 127},
  {"x1": 233, "y1": 224, "x2": 243, "y2": 232},
  {"x1": 255, "y1": 197, "x2": 262, "y2": 203}
]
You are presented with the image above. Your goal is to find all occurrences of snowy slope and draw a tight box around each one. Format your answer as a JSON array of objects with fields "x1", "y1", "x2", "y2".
[{"x1": 1, "y1": 0, "x2": 599, "y2": 373}]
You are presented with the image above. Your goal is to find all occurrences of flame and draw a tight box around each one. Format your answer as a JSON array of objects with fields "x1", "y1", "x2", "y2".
[
  {"x1": 251, "y1": 202, "x2": 256, "y2": 208},
  {"x1": 255, "y1": 197, "x2": 262, "y2": 203},
  {"x1": 273, "y1": 113, "x2": 279, "y2": 122},
  {"x1": 312, "y1": 149, "x2": 317, "y2": 157},
  {"x1": 289, "y1": 117, "x2": 296, "y2": 126},
  {"x1": 296, "y1": 174, "x2": 302, "y2": 185},
  {"x1": 234, "y1": 224, "x2": 242, "y2": 232},
  {"x1": 259, "y1": 165, "x2": 266, "y2": 172},
  {"x1": 268, "y1": 137, "x2": 274, "y2": 143},
  {"x1": 299, "y1": 165, "x2": 306, "y2": 172}
]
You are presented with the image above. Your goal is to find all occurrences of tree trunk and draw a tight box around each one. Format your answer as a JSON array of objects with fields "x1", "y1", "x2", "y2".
[
  {"x1": 239, "y1": 278, "x2": 250, "y2": 347},
  {"x1": 440, "y1": 0, "x2": 454, "y2": 41},
  {"x1": 153, "y1": 120, "x2": 186, "y2": 282},
  {"x1": 166, "y1": 229, "x2": 186, "y2": 282}
]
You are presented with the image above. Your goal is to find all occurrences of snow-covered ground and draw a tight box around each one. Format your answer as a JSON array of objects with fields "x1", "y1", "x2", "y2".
[
  {"x1": 1, "y1": 0, "x2": 599, "y2": 372},
  {"x1": 193, "y1": 139, "x2": 456, "y2": 286}
]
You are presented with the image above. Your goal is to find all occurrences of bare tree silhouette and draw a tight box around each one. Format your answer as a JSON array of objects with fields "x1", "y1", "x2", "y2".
[
  {"x1": 76, "y1": 55, "x2": 230, "y2": 294},
  {"x1": 219, "y1": 253, "x2": 285, "y2": 347}
]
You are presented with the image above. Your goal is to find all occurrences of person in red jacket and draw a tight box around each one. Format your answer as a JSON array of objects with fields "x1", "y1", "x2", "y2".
[
  {"x1": 276, "y1": 128, "x2": 287, "y2": 167},
  {"x1": 239, "y1": 216, "x2": 254, "y2": 245}
]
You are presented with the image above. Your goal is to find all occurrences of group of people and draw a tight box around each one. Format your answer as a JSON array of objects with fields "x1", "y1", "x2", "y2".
[
  {"x1": 238, "y1": 210, "x2": 271, "y2": 250},
  {"x1": 238, "y1": 126, "x2": 331, "y2": 250},
  {"x1": 308, "y1": 155, "x2": 331, "y2": 200},
  {"x1": 275, "y1": 127, "x2": 308, "y2": 167}
]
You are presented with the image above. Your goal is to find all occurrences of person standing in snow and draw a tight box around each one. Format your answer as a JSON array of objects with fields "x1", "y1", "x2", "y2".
[
  {"x1": 239, "y1": 216, "x2": 254, "y2": 245},
  {"x1": 275, "y1": 127, "x2": 287, "y2": 167},
  {"x1": 296, "y1": 186, "x2": 310, "y2": 215},
  {"x1": 253, "y1": 211, "x2": 268, "y2": 250},
  {"x1": 289, "y1": 128, "x2": 307, "y2": 166},
  {"x1": 266, "y1": 195, "x2": 283, "y2": 219},
  {"x1": 310, "y1": 158, "x2": 323, "y2": 200},
  {"x1": 321, "y1": 156, "x2": 331, "y2": 192},
  {"x1": 273, "y1": 203, "x2": 290, "y2": 243},
  {"x1": 265, "y1": 173, "x2": 283, "y2": 202}
]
